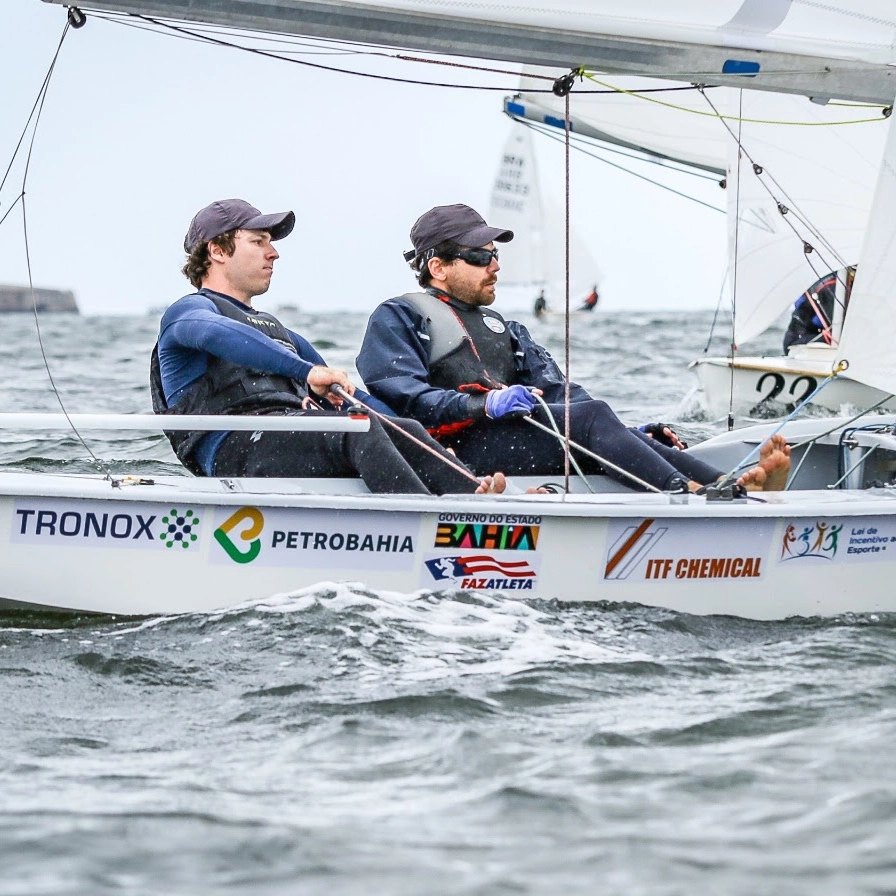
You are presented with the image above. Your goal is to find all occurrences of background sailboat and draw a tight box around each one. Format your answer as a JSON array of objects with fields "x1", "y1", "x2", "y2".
[
  {"x1": 694, "y1": 90, "x2": 894, "y2": 417},
  {"x1": 504, "y1": 68, "x2": 894, "y2": 416},
  {"x1": 487, "y1": 124, "x2": 601, "y2": 315}
]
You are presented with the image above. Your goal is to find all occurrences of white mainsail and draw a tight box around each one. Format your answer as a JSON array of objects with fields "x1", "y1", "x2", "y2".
[
  {"x1": 507, "y1": 72, "x2": 891, "y2": 347},
  {"x1": 488, "y1": 125, "x2": 600, "y2": 301},
  {"x1": 511, "y1": 70, "x2": 728, "y2": 176},
  {"x1": 724, "y1": 91, "x2": 890, "y2": 346}
]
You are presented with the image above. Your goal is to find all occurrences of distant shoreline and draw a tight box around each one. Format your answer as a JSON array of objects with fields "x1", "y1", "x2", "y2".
[{"x1": 0, "y1": 285, "x2": 78, "y2": 313}]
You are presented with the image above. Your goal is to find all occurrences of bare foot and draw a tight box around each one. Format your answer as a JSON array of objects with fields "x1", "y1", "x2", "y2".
[
  {"x1": 737, "y1": 465, "x2": 767, "y2": 491},
  {"x1": 475, "y1": 472, "x2": 507, "y2": 494},
  {"x1": 738, "y1": 434, "x2": 791, "y2": 492},
  {"x1": 525, "y1": 486, "x2": 551, "y2": 494}
]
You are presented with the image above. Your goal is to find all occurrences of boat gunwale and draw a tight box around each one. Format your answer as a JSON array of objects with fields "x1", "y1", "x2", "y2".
[{"x1": 2, "y1": 470, "x2": 896, "y2": 519}]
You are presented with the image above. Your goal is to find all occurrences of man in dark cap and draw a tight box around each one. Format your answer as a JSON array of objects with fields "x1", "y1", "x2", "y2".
[
  {"x1": 149, "y1": 199, "x2": 508, "y2": 494},
  {"x1": 356, "y1": 204, "x2": 791, "y2": 493}
]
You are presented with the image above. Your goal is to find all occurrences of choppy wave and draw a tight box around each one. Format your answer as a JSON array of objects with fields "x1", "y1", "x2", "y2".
[{"x1": 2, "y1": 312, "x2": 895, "y2": 894}]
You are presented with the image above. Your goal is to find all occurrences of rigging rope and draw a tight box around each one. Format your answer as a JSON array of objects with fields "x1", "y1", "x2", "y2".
[
  {"x1": 1, "y1": 16, "x2": 116, "y2": 481},
  {"x1": 582, "y1": 72, "x2": 889, "y2": 125},
  {"x1": 327, "y1": 386, "x2": 482, "y2": 489}
]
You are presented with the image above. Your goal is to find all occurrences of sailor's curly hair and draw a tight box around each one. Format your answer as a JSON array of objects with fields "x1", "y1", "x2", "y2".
[
  {"x1": 182, "y1": 229, "x2": 238, "y2": 289},
  {"x1": 408, "y1": 239, "x2": 464, "y2": 287}
]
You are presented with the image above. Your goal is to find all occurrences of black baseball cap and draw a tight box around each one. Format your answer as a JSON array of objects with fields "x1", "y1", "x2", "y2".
[
  {"x1": 184, "y1": 199, "x2": 296, "y2": 252},
  {"x1": 405, "y1": 204, "x2": 513, "y2": 261}
]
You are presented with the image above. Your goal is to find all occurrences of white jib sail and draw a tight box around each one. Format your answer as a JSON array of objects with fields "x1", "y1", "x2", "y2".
[
  {"x1": 835, "y1": 115, "x2": 896, "y2": 398},
  {"x1": 725, "y1": 90, "x2": 891, "y2": 347},
  {"x1": 488, "y1": 125, "x2": 601, "y2": 303}
]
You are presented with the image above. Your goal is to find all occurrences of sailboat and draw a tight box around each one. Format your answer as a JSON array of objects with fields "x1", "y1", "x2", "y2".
[
  {"x1": 504, "y1": 65, "x2": 896, "y2": 417},
  {"x1": 691, "y1": 88, "x2": 895, "y2": 418},
  {"x1": 487, "y1": 125, "x2": 601, "y2": 317},
  {"x1": 5, "y1": 0, "x2": 896, "y2": 620}
]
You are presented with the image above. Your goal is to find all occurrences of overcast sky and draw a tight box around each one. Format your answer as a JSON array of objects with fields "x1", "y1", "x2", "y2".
[{"x1": 0, "y1": 1, "x2": 727, "y2": 316}]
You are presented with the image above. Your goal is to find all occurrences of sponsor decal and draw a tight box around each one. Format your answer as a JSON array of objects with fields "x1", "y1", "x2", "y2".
[
  {"x1": 778, "y1": 516, "x2": 896, "y2": 564},
  {"x1": 604, "y1": 517, "x2": 773, "y2": 582},
  {"x1": 482, "y1": 316, "x2": 506, "y2": 334},
  {"x1": 212, "y1": 506, "x2": 420, "y2": 570},
  {"x1": 215, "y1": 507, "x2": 264, "y2": 564},
  {"x1": 12, "y1": 500, "x2": 201, "y2": 551},
  {"x1": 422, "y1": 553, "x2": 539, "y2": 590},
  {"x1": 779, "y1": 521, "x2": 842, "y2": 561},
  {"x1": 159, "y1": 508, "x2": 200, "y2": 549},
  {"x1": 435, "y1": 520, "x2": 539, "y2": 551}
]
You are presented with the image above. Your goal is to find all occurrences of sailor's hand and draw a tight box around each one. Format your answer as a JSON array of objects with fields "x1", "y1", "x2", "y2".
[
  {"x1": 307, "y1": 365, "x2": 355, "y2": 407},
  {"x1": 485, "y1": 384, "x2": 538, "y2": 419},
  {"x1": 639, "y1": 422, "x2": 688, "y2": 450}
]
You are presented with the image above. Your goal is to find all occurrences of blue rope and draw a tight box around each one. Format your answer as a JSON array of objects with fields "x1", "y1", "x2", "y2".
[{"x1": 724, "y1": 371, "x2": 843, "y2": 480}]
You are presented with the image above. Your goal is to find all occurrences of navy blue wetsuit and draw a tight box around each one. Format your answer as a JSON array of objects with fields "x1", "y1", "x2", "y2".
[
  {"x1": 153, "y1": 289, "x2": 485, "y2": 494},
  {"x1": 782, "y1": 266, "x2": 855, "y2": 353},
  {"x1": 782, "y1": 271, "x2": 836, "y2": 352},
  {"x1": 356, "y1": 290, "x2": 723, "y2": 491}
]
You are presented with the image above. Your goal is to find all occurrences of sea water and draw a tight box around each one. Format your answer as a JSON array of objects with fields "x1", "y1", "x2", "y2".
[{"x1": 1, "y1": 310, "x2": 894, "y2": 895}]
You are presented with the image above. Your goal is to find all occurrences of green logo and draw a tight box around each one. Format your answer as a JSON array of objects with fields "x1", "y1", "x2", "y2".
[
  {"x1": 214, "y1": 507, "x2": 264, "y2": 563},
  {"x1": 160, "y1": 508, "x2": 200, "y2": 549}
]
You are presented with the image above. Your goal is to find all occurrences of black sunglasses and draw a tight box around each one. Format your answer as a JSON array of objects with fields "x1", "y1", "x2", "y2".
[{"x1": 448, "y1": 247, "x2": 499, "y2": 267}]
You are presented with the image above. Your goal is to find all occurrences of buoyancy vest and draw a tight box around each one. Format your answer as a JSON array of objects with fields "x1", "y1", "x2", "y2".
[
  {"x1": 398, "y1": 290, "x2": 519, "y2": 439},
  {"x1": 149, "y1": 292, "x2": 308, "y2": 474},
  {"x1": 400, "y1": 291, "x2": 518, "y2": 392}
]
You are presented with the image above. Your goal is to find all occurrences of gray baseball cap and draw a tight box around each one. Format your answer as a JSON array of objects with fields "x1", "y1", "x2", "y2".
[
  {"x1": 184, "y1": 199, "x2": 296, "y2": 252},
  {"x1": 405, "y1": 204, "x2": 513, "y2": 260}
]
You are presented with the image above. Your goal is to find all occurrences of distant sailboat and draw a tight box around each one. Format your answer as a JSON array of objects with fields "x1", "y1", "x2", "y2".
[
  {"x1": 505, "y1": 69, "x2": 894, "y2": 414},
  {"x1": 690, "y1": 89, "x2": 894, "y2": 417},
  {"x1": 488, "y1": 125, "x2": 601, "y2": 316}
]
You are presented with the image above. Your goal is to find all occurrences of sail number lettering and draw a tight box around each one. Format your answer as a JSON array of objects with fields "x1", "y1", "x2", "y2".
[{"x1": 755, "y1": 372, "x2": 817, "y2": 406}]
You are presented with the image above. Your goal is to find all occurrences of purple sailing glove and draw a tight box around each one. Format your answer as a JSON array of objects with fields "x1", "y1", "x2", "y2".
[{"x1": 485, "y1": 385, "x2": 537, "y2": 419}]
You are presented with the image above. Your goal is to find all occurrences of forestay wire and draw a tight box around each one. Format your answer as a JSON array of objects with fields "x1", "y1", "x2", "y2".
[{"x1": 1, "y1": 15, "x2": 116, "y2": 480}]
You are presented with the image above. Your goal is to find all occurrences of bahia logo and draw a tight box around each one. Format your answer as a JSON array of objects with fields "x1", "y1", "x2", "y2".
[{"x1": 215, "y1": 507, "x2": 264, "y2": 563}]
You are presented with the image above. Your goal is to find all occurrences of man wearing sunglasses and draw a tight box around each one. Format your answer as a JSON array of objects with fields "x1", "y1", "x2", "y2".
[{"x1": 356, "y1": 204, "x2": 790, "y2": 493}]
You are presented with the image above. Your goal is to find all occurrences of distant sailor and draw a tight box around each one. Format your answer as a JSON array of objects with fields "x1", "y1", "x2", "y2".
[
  {"x1": 578, "y1": 285, "x2": 599, "y2": 312},
  {"x1": 149, "y1": 198, "x2": 508, "y2": 495},
  {"x1": 533, "y1": 290, "x2": 548, "y2": 317},
  {"x1": 783, "y1": 265, "x2": 856, "y2": 352}
]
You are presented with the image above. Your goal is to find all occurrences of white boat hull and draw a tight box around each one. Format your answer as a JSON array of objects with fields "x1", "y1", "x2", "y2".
[
  {"x1": 690, "y1": 346, "x2": 896, "y2": 418},
  {"x1": 5, "y1": 414, "x2": 896, "y2": 620}
]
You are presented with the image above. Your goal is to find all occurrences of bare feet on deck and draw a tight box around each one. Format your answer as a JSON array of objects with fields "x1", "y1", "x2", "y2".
[
  {"x1": 474, "y1": 473, "x2": 549, "y2": 495},
  {"x1": 737, "y1": 434, "x2": 792, "y2": 492},
  {"x1": 476, "y1": 472, "x2": 507, "y2": 494}
]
